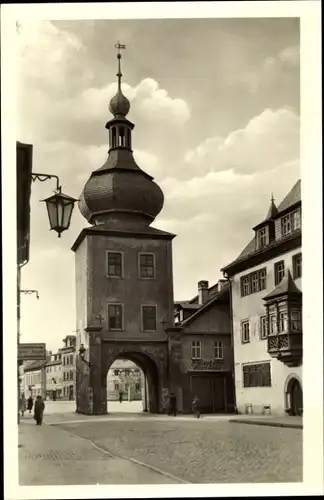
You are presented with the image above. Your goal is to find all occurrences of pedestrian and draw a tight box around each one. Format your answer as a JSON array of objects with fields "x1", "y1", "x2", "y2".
[
  {"x1": 168, "y1": 392, "x2": 177, "y2": 416},
  {"x1": 27, "y1": 395, "x2": 33, "y2": 414},
  {"x1": 192, "y1": 395, "x2": 200, "y2": 418},
  {"x1": 34, "y1": 395, "x2": 45, "y2": 425},
  {"x1": 118, "y1": 389, "x2": 123, "y2": 403},
  {"x1": 20, "y1": 394, "x2": 25, "y2": 417}
]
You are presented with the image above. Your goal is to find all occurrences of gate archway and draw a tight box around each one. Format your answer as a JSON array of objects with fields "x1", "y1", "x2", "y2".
[{"x1": 106, "y1": 351, "x2": 160, "y2": 413}]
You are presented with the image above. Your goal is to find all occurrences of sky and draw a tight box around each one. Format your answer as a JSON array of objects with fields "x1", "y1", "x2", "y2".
[{"x1": 17, "y1": 17, "x2": 300, "y2": 352}]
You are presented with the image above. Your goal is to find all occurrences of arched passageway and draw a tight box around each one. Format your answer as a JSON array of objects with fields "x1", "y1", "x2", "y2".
[
  {"x1": 104, "y1": 351, "x2": 160, "y2": 414},
  {"x1": 285, "y1": 376, "x2": 303, "y2": 416}
]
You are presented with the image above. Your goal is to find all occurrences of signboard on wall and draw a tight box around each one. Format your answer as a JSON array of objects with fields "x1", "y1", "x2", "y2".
[
  {"x1": 18, "y1": 343, "x2": 46, "y2": 361},
  {"x1": 189, "y1": 359, "x2": 225, "y2": 372}
]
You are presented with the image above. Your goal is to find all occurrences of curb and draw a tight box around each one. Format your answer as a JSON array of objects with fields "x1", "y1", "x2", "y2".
[{"x1": 229, "y1": 419, "x2": 303, "y2": 429}]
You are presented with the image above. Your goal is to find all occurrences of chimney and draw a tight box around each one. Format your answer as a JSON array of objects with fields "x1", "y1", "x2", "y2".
[
  {"x1": 217, "y1": 279, "x2": 227, "y2": 292},
  {"x1": 198, "y1": 280, "x2": 209, "y2": 305}
]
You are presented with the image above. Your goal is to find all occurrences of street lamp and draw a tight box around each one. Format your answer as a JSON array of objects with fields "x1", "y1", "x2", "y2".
[
  {"x1": 79, "y1": 344, "x2": 91, "y2": 368},
  {"x1": 31, "y1": 173, "x2": 77, "y2": 238}
]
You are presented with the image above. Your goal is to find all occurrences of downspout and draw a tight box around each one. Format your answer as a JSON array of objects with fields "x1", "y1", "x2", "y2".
[{"x1": 223, "y1": 270, "x2": 237, "y2": 414}]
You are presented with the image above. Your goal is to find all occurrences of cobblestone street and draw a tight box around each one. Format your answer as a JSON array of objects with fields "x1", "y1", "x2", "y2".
[
  {"x1": 56, "y1": 418, "x2": 302, "y2": 484},
  {"x1": 19, "y1": 404, "x2": 302, "y2": 485}
]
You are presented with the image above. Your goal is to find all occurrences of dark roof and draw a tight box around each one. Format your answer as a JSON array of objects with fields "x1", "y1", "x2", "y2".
[
  {"x1": 222, "y1": 180, "x2": 301, "y2": 272},
  {"x1": 178, "y1": 286, "x2": 230, "y2": 328},
  {"x1": 24, "y1": 359, "x2": 48, "y2": 372},
  {"x1": 277, "y1": 179, "x2": 301, "y2": 213},
  {"x1": 263, "y1": 269, "x2": 302, "y2": 301},
  {"x1": 174, "y1": 302, "x2": 201, "y2": 310},
  {"x1": 46, "y1": 359, "x2": 62, "y2": 366}
]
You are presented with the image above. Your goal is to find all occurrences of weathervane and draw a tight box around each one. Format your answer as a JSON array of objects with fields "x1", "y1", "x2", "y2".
[{"x1": 115, "y1": 41, "x2": 126, "y2": 90}]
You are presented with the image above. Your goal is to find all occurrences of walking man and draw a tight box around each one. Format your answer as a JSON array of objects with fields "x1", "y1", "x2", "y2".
[
  {"x1": 168, "y1": 392, "x2": 177, "y2": 417},
  {"x1": 34, "y1": 395, "x2": 45, "y2": 425},
  {"x1": 118, "y1": 389, "x2": 123, "y2": 403},
  {"x1": 27, "y1": 395, "x2": 33, "y2": 414},
  {"x1": 192, "y1": 395, "x2": 200, "y2": 418}
]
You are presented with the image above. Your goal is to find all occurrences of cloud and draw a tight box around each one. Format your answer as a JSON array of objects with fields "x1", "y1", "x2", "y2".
[
  {"x1": 239, "y1": 44, "x2": 300, "y2": 94},
  {"x1": 183, "y1": 108, "x2": 299, "y2": 178}
]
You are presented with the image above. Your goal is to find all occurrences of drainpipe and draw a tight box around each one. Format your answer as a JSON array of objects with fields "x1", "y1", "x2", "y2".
[{"x1": 223, "y1": 271, "x2": 237, "y2": 414}]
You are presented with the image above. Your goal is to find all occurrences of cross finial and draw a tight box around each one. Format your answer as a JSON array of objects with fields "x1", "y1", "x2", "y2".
[
  {"x1": 114, "y1": 41, "x2": 126, "y2": 90},
  {"x1": 271, "y1": 192, "x2": 275, "y2": 204}
]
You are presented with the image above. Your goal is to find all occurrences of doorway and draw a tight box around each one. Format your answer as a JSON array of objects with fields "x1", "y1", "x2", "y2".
[{"x1": 286, "y1": 377, "x2": 303, "y2": 416}]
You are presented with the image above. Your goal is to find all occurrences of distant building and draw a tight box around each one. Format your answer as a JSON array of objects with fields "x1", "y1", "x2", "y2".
[
  {"x1": 171, "y1": 279, "x2": 234, "y2": 414},
  {"x1": 222, "y1": 180, "x2": 302, "y2": 417},
  {"x1": 107, "y1": 359, "x2": 142, "y2": 401},
  {"x1": 23, "y1": 359, "x2": 47, "y2": 399},
  {"x1": 60, "y1": 335, "x2": 76, "y2": 400},
  {"x1": 45, "y1": 352, "x2": 62, "y2": 400}
]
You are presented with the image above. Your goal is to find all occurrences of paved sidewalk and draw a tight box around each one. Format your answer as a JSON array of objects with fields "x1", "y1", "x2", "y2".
[
  {"x1": 229, "y1": 416, "x2": 303, "y2": 429},
  {"x1": 18, "y1": 418, "x2": 179, "y2": 485}
]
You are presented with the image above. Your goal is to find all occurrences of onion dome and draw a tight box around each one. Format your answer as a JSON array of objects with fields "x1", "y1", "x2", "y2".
[{"x1": 78, "y1": 43, "x2": 164, "y2": 228}]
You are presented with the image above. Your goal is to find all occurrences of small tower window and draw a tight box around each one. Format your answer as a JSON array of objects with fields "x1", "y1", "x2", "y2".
[
  {"x1": 118, "y1": 127, "x2": 125, "y2": 147},
  {"x1": 127, "y1": 129, "x2": 131, "y2": 149},
  {"x1": 112, "y1": 127, "x2": 117, "y2": 148}
]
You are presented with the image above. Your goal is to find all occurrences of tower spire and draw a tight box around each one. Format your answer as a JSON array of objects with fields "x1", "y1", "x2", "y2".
[
  {"x1": 109, "y1": 41, "x2": 130, "y2": 118},
  {"x1": 115, "y1": 41, "x2": 126, "y2": 92}
]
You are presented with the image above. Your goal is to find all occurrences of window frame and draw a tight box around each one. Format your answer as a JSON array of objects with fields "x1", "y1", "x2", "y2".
[
  {"x1": 242, "y1": 362, "x2": 271, "y2": 388},
  {"x1": 107, "y1": 303, "x2": 124, "y2": 331},
  {"x1": 138, "y1": 252, "x2": 156, "y2": 279},
  {"x1": 191, "y1": 340, "x2": 202, "y2": 360},
  {"x1": 214, "y1": 341, "x2": 224, "y2": 360},
  {"x1": 241, "y1": 268, "x2": 267, "y2": 297},
  {"x1": 106, "y1": 251, "x2": 124, "y2": 278},
  {"x1": 241, "y1": 320, "x2": 250, "y2": 344},
  {"x1": 291, "y1": 310, "x2": 302, "y2": 332},
  {"x1": 292, "y1": 253, "x2": 302, "y2": 279},
  {"x1": 260, "y1": 315, "x2": 268, "y2": 340},
  {"x1": 141, "y1": 304, "x2": 157, "y2": 332},
  {"x1": 258, "y1": 227, "x2": 267, "y2": 249},
  {"x1": 274, "y1": 260, "x2": 285, "y2": 286},
  {"x1": 281, "y1": 208, "x2": 301, "y2": 236}
]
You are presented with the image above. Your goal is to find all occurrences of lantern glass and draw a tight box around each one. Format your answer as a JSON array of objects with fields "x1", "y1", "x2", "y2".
[{"x1": 42, "y1": 191, "x2": 77, "y2": 236}]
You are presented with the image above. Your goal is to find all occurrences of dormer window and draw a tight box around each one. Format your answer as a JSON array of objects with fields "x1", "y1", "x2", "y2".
[
  {"x1": 281, "y1": 208, "x2": 301, "y2": 236},
  {"x1": 258, "y1": 227, "x2": 267, "y2": 249}
]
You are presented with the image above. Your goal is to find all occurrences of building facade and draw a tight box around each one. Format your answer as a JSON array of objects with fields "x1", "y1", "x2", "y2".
[
  {"x1": 23, "y1": 360, "x2": 47, "y2": 399},
  {"x1": 45, "y1": 352, "x2": 62, "y2": 400},
  {"x1": 222, "y1": 181, "x2": 302, "y2": 416},
  {"x1": 60, "y1": 335, "x2": 76, "y2": 400},
  {"x1": 171, "y1": 280, "x2": 234, "y2": 413},
  {"x1": 107, "y1": 359, "x2": 142, "y2": 401}
]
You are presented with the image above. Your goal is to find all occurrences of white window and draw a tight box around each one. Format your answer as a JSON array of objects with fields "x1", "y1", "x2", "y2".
[
  {"x1": 241, "y1": 321, "x2": 250, "y2": 343},
  {"x1": 260, "y1": 316, "x2": 268, "y2": 339},
  {"x1": 251, "y1": 273, "x2": 259, "y2": 293},
  {"x1": 214, "y1": 341, "x2": 224, "y2": 359},
  {"x1": 258, "y1": 228, "x2": 267, "y2": 248},
  {"x1": 291, "y1": 310, "x2": 301, "y2": 331},
  {"x1": 191, "y1": 341, "x2": 201, "y2": 360},
  {"x1": 281, "y1": 215, "x2": 291, "y2": 236},
  {"x1": 278, "y1": 311, "x2": 288, "y2": 333},
  {"x1": 139, "y1": 253, "x2": 155, "y2": 278},
  {"x1": 106, "y1": 251, "x2": 123, "y2": 277},
  {"x1": 269, "y1": 314, "x2": 277, "y2": 335},
  {"x1": 291, "y1": 209, "x2": 301, "y2": 231},
  {"x1": 242, "y1": 276, "x2": 250, "y2": 297},
  {"x1": 281, "y1": 209, "x2": 301, "y2": 236}
]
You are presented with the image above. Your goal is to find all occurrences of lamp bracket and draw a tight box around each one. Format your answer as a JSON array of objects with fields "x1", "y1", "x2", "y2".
[{"x1": 31, "y1": 173, "x2": 61, "y2": 193}]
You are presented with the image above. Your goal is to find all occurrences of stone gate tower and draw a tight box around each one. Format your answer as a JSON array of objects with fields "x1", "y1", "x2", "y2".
[{"x1": 72, "y1": 45, "x2": 179, "y2": 414}]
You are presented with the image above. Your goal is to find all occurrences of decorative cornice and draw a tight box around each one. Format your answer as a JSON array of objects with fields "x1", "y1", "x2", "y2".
[{"x1": 72, "y1": 226, "x2": 176, "y2": 252}]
